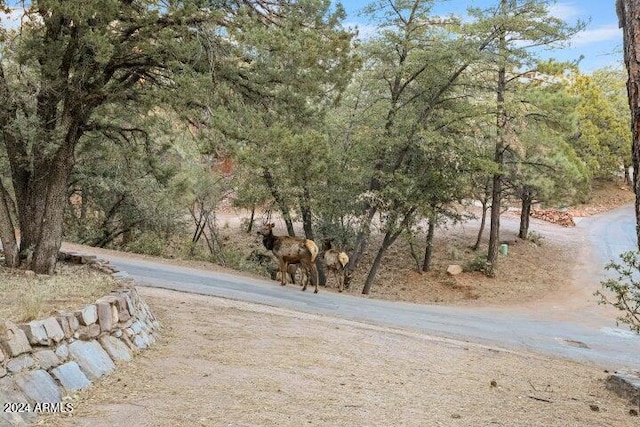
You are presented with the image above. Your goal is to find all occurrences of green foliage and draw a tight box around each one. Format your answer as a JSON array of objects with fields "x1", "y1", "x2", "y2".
[
  {"x1": 468, "y1": 1, "x2": 585, "y2": 69},
  {"x1": 221, "y1": 247, "x2": 268, "y2": 275},
  {"x1": 348, "y1": 0, "x2": 484, "y2": 222},
  {"x1": 478, "y1": 59, "x2": 589, "y2": 213},
  {"x1": 0, "y1": 0, "x2": 238, "y2": 272},
  {"x1": 569, "y1": 69, "x2": 631, "y2": 181},
  {"x1": 65, "y1": 113, "x2": 187, "y2": 248},
  {"x1": 465, "y1": 254, "x2": 488, "y2": 273},
  {"x1": 0, "y1": 0, "x2": 618, "y2": 282},
  {"x1": 123, "y1": 232, "x2": 169, "y2": 257},
  {"x1": 194, "y1": 1, "x2": 358, "y2": 234},
  {"x1": 464, "y1": 1, "x2": 585, "y2": 274},
  {"x1": 596, "y1": 251, "x2": 640, "y2": 334}
]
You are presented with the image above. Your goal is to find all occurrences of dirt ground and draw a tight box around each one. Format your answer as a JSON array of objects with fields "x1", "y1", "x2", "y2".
[
  {"x1": 39, "y1": 287, "x2": 638, "y2": 427},
  {"x1": 27, "y1": 180, "x2": 638, "y2": 426}
]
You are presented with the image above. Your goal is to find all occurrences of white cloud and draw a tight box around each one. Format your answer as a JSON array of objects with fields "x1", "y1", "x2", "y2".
[
  {"x1": 571, "y1": 24, "x2": 621, "y2": 46},
  {"x1": 548, "y1": 2, "x2": 583, "y2": 21}
]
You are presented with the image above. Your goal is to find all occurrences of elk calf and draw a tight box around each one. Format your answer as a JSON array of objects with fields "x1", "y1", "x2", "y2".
[
  {"x1": 274, "y1": 262, "x2": 309, "y2": 287},
  {"x1": 322, "y1": 240, "x2": 351, "y2": 292},
  {"x1": 257, "y1": 223, "x2": 319, "y2": 293}
]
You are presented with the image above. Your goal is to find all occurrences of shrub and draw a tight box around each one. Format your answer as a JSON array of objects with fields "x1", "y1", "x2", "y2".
[
  {"x1": 526, "y1": 231, "x2": 545, "y2": 245},
  {"x1": 124, "y1": 232, "x2": 168, "y2": 257},
  {"x1": 595, "y1": 251, "x2": 640, "y2": 334},
  {"x1": 465, "y1": 254, "x2": 488, "y2": 273}
]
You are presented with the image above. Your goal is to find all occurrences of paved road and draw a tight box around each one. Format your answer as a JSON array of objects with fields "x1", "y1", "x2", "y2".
[
  {"x1": 73, "y1": 205, "x2": 640, "y2": 370},
  {"x1": 584, "y1": 204, "x2": 638, "y2": 266}
]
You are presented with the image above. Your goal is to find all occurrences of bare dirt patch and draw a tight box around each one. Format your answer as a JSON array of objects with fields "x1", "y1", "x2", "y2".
[
  {"x1": 344, "y1": 220, "x2": 581, "y2": 307},
  {"x1": 39, "y1": 287, "x2": 638, "y2": 427},
  {"x1": 570, "y1": 180, "x2": 635, "y2": 217},
  {"x1": 371, "y1": 181, "x2": 634, "y2": 306}
]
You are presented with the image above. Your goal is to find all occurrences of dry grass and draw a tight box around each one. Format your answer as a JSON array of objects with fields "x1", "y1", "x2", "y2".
[{"x1": 0, "y1": 263, "x2": 118, "y2": 323}]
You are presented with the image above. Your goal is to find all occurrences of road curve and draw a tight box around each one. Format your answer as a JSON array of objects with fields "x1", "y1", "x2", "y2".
[
  {"x1": 583, "y1": 204, "x2": 638, "y2": 266},
  {"x1": 67, "y1": 205, "x2": 640, "y2": 370}
]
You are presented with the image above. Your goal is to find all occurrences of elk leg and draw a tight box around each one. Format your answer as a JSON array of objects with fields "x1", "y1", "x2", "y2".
[
  {"x1": 311, "y1": 264, "x2": 319, "y2": 294},
  {"x1": 286, "y1": 264, "x2": 295, "y2": 285},
  {"x1": 301, "y1": 261, "x2": 314, "y2": 292},
  {"x1": 280, "y1": 261, "x2": 288, "y2": 286},
  {"x1": 301, "y1": 268, "x2": 308, "y2": 291},
  {"x1": 299, "y1": 266, "x2": 308, "y2": 288}
]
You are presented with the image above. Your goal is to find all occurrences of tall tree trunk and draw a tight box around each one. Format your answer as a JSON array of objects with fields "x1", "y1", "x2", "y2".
[
  {"x1": 0, "y1": 63, "x2": 26, "y2": 267},
  {"x1": 1, "y1": 184, "x2": 18, "y2": 225},
  {"x1": 362, "y1": 230, "x2": 395, "y2": 295},
  {"x1": 618, "y1": 0, "x2": 640, "y2": 250},
  {"x1": 0, "y1": 180, "x2": 19, "y2": 267},
  {"x1": 299, "y1": 185, "x2": 326, "y2": 286},
  {"x1": 299, "y1": 183, "x2": 314, "y2": 240},
  {"x1": 473, "y1": 200, "x2": 489, "y2": 251},
  {"x1": 421, "y1": 217, "x2": 436, "y2": 272},
  {"x1": 347, "y1": 206, "x2": 377, "y2": 273},
  {"x1": 28, "y1": 142, "x2": 75, "y2": 274},
  {"x1": 262, "y1": 168, "x2": 295, "y2": 236},
  {"x1": 246, "y1": 204, "x2": 256, "y2": 233},
  {"x1": 349, "y1": 47, "x2": 404, "y2": 272},
  {"x1": 625, "y1": 161, "x2": 632, "y2": 186},
  {"x1": 361, "y1": 208, "x2": 415, "y2": 294},
  {"x1": 486, "y1": 0, "x2": 508, "y2": 276},
  {"x1": 283, "y1": 216, "x2": 295, "y2": 238},
  {"x1": 314, "y1": 258, "x2": 327, "y2": 287},
  {"x1": 486, "y1": 126, "x2": 505, "y2": 276},
  {"x1": 518, "y1": 196, "x2": 532, "y2": 239},
  {"x1": 2, "y1": 54, "x2": 92, "y2": 274}
]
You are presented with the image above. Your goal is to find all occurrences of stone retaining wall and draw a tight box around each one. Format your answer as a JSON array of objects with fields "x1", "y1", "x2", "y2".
[
  {"x1": 607, "y1": 370, "x2": 640, "y2": 407},
  {"x1": 0, "y1": 282, "x2": 159, "y2": 426}
]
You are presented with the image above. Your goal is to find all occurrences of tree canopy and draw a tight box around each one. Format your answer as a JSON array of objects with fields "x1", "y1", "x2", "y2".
[{"x1": 0, "y1": 0, "x2": 629, "y2": 295}]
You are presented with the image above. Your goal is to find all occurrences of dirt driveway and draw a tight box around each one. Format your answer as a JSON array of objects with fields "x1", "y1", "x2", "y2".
[{"x1": 40, "y1": 287, "x2": 637, "y2": 427}]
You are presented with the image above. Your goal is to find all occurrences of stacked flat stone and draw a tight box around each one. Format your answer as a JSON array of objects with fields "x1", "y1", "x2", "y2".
[
  {"x1": 58, "y1": 250, "x2": 120, "y2": 275},
  {"x1": 0, "y1": 287, "x2": 159, "y2": 426}
]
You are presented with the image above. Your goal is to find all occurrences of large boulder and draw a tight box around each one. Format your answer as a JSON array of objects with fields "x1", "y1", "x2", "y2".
[{"x1": 446, "y1": 265, "x2": 463, "y2": 276}]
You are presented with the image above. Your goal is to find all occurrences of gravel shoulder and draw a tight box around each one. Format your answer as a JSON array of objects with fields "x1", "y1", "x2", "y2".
[{"x1": 40, "y1": 287, "x2": 638, "y2": 427}]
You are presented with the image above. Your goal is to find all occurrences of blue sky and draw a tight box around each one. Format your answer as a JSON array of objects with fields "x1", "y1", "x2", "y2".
[
  {"x1": 1, "y1": 1, "x2": 621, "y2": 73},
  {"x1": 338, "y1": 1, "x2": 622, "y2": 73}
]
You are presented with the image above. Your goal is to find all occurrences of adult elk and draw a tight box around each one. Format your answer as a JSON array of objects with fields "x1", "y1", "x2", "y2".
[
  {"x1": 257, "y1": 223, "x2": 320, "y2": 293},
  {"x1": 322, "y1": 240, "x2": 351, "y2": 292}
]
